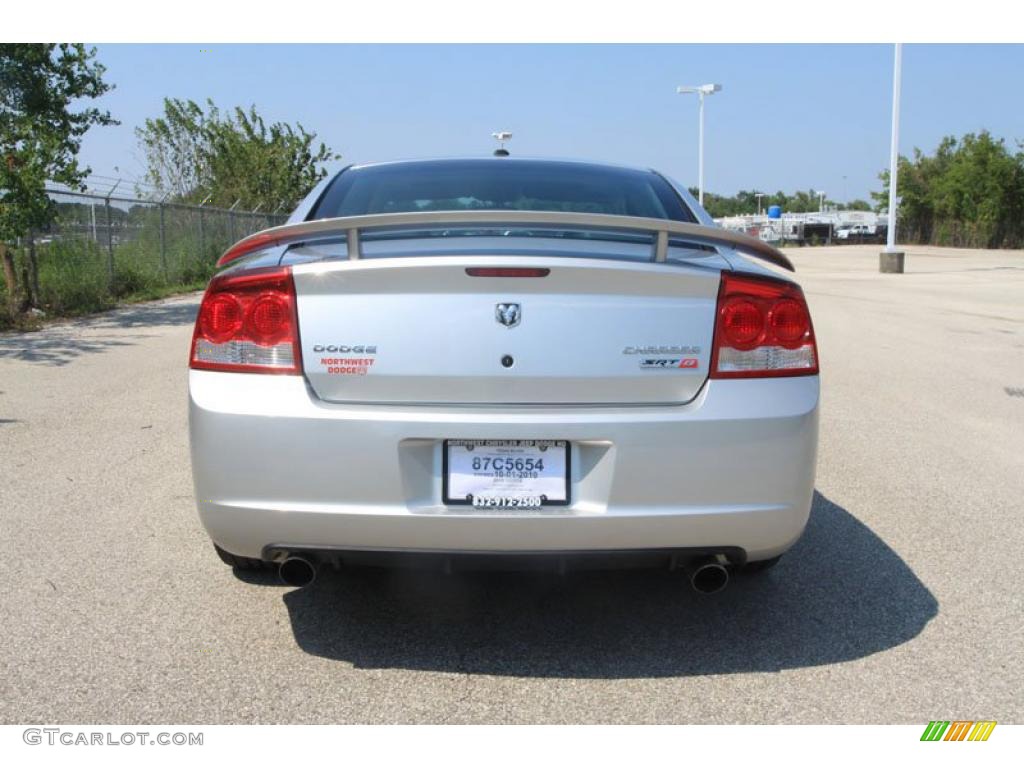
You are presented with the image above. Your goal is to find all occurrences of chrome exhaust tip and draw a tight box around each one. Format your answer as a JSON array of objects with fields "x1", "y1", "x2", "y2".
[
  {"x1": 687, "y1": 557, "x2": 730, "y2": 594},
  {"x1": 279, "y1": 556, "x2": 317, "y2": 588}
]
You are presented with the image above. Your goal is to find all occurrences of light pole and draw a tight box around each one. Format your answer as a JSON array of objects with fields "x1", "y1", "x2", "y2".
[
  {"x1": 817, "y1": 190, "x2": 826, "y2": 213},
  {"x1": 881, "y1": 43, "x2": 905, "y2": 273},
  {"x1": 755, "y1": 192, "x2": 765, "y2": 216},
  {"x1": 677, "y1": 83, "x2": 722, "y2": 207},
  {"x1": 492, "y1": 131, "x2": 512, "y2": 157}
]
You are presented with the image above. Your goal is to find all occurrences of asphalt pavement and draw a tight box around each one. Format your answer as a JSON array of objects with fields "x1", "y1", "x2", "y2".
[{"x1": 1, "y1": 244, "x2": 1021, "y2": 723}]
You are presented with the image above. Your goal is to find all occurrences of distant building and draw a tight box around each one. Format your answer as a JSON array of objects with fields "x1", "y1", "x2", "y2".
[{"x1": 716, "y1": 210, "x2": 889, "y2": 245}]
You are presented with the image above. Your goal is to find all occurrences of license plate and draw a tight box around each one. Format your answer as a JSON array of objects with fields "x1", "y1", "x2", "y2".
[{"x1": 443, "y1": 440, "x2": 570, "y2": 507}]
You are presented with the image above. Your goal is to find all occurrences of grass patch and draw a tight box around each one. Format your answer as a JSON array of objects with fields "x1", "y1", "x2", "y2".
[{"x1": 0, "y1": 236, "x2": 212, "y2": 332}]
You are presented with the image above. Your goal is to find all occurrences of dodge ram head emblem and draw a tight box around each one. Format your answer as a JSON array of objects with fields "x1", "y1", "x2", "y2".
[{"x1": 495, "y1": 303, "x2": 521, "y2": 328}]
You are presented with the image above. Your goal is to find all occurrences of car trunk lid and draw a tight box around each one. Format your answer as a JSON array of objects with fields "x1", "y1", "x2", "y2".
[{"x1": 292, "y1": 254, "x2": 723, "y2": 406}]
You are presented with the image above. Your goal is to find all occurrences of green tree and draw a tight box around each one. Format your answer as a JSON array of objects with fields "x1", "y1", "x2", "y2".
[
  {"x1": 0, "y1": 44, "x2": 116, "y2": 315},
  {"x1": 133, "y1": 98, "x2": 207, "y2": 201},
  {"x1": 874, "y1": 132, "x2": 1024, "y2": 247},
  {"x1": 136, "y1": 98, "x2": 339, "y2": 211}
]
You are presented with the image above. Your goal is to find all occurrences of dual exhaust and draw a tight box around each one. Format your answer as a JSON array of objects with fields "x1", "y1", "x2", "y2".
[{"x1": 275, "y1": 553, "x2": 731, "y2": 593}]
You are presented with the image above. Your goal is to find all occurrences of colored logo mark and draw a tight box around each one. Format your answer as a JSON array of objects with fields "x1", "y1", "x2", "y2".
[{"x1": 920, "y1": 721, "x2": 996, "y2": 742}]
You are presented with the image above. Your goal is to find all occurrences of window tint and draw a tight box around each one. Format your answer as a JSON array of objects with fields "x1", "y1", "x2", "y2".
[{"x1": 309, "y1": 160, "x2": 695, "y2": 223}]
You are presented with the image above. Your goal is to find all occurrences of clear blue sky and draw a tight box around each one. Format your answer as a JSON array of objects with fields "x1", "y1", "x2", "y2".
[{"x1": 79, "y1": 44, "x2": 1023, "y2": 203}]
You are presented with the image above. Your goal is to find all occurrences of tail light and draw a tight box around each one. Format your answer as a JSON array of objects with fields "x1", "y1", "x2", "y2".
[
  {"x1": 710, "y1": 272, "x2": 818, "y2": 378},
  {"x1": 189, "y1": 267, "x2": 302, "y2": 374}
]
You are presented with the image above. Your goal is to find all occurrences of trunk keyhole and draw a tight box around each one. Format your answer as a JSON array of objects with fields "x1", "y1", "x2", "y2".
[{"x1": 501, "y1": 355, "x2": 515, "y2": 368}]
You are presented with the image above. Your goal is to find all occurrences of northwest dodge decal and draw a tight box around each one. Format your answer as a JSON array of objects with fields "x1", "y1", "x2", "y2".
[{"x1": 312, "y1": 343, "x2": 377, "y2": 375}]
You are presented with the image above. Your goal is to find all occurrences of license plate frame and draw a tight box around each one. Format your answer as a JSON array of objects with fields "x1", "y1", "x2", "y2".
[{"x1": 442, "y1": 439, "x2": 571, "y2": 507}]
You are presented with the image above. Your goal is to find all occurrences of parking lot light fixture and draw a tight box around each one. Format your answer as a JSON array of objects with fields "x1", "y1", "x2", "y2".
[
  {"x1": 492, "y1": 131, "x2": 512, "y2": 157},
  {"x1": 677, "y1": 83, "x2": 722, "y2": 207}
]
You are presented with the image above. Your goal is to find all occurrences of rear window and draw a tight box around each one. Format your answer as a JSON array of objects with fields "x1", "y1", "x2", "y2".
[{"x1": 309, "y1": 160, "x2": 695, "y2": 223}]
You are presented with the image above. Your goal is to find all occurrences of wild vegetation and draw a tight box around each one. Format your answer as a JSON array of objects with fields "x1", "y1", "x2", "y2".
[
  {"x1": 1, "y1": 47, "x2": 337, "y2": 329},
  {"x1": 699, "y1": 131, "x2": 1024, "y2": 250},
  {"x1": 0, "y1": 43, "x2": 116, "y2": 323},
  {"x1": 873, "y1": 131, "x2": 1024, "y2": 249},
  {"x1": 136, "y1": 98, "x2": 339, "y2": 210}
]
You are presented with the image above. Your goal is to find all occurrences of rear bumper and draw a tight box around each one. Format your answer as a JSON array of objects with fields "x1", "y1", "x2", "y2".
[{"x1": 189, "y1": 372, "x2": 819, "y2": 562}]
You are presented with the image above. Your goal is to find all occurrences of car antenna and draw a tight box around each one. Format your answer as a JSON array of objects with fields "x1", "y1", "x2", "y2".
[{"x1": 492, "y1": 130, "x2": 512, "y2": 157}]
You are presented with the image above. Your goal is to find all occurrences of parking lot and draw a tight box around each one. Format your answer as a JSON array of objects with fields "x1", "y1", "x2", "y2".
[{"x1": 1, "y1": 243, "x2": 1021, "y2": 724}]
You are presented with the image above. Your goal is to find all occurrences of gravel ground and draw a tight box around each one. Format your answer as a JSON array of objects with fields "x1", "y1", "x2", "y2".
[{"x1": 0, "y1": 244, "x2": 1021, "y2": 724}]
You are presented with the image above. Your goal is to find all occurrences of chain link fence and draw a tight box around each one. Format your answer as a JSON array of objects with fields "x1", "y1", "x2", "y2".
[{"x1": 7, "y1": 187, "x2": 287, "y2": 317}]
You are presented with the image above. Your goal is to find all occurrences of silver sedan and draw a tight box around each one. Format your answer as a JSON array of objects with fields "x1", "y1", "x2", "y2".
[{"x1": 188, "y1": 158, "x2": 819, "y2": 593}]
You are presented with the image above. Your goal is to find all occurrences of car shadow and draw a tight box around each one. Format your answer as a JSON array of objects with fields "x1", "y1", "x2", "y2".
[
  {"x1": 0, "y1": 299, "x2": 199, "y2": 366},
  {"x1": 278, "y1": 491, "x2": 937, "y2": 678}
]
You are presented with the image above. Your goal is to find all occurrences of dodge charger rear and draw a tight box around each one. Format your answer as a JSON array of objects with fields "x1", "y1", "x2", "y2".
[{"x1": 188, "y1": 159, "x2": 819, "y2": 591}]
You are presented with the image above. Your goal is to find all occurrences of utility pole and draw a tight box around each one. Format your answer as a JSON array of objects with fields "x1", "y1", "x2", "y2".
[{"x1": 881, "y1": 43, "x2": 905, "y2": 274}]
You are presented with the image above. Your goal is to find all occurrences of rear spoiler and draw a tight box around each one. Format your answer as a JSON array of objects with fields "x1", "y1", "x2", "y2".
[{"x1": 217, "y1": 210, "x2": 794, "y2": 272}]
